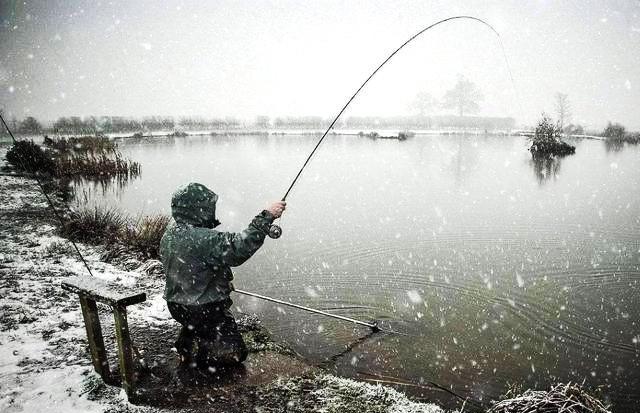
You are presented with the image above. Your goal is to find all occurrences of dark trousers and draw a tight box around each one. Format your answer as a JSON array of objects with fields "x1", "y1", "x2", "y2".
[{"x1": 167, "y1": 299, "x2": 248, "y2": 367}]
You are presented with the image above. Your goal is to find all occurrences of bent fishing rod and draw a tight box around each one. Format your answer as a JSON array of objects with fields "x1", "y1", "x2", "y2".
[{"x1": 267, "y1": 15, "x2": 516, "y2": 239}]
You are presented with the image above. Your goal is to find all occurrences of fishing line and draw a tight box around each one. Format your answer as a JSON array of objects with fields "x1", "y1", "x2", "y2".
[
  {"x1": 268, "y1": 15, "x2": 521, "y2": 239},
  {"x1": 0, "y1": 114, "x2": 95, "y2": 277}
]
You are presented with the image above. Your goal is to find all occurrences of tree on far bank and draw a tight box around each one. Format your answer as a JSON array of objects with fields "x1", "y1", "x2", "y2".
[
  {"x1": 441, "y1": 75, "x2": 483, "y2": 117},
  {"x1": 410, "y1": 91, "x2": 438, "y2": 116},
  {"x1": 554, "y1": 92, "x2": 571, "y2": 131},
  {"x1": 18, "y1": 116, "x2": 42, "y2": 134},
  {"x1": 254, "y1": 115, "x2": 270, "y2": 129}
]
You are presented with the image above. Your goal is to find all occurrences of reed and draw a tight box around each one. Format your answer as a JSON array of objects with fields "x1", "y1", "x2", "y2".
[
  {"x1": 7, "y1": 137, "x2": 140, "y2": 179},
  {"x1": 44, "y1": 135, "x2": 118, "y2": 153},
  {"x1": 54, "y1": 153, "x2": 140, "y2": 179}
]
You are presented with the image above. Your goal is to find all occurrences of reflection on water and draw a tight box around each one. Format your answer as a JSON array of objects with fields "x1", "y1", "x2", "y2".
[
  {"x1": 529, "y1": 153, "x2": 563, "y2": 184},
  {"x1": 74, "y1": 134, "x2": 640, "y2": 411},
  {"x1": 70, "y1": 173, "x2": 139, "y2": 207},
  {"x1": 604, "y1": 138, "x2": 625, "y2": 153}
]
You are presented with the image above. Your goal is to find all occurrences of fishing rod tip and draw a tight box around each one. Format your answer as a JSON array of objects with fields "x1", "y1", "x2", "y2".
[{"x1": 370, "y1": 321, "x2": 380, "y2": 332}]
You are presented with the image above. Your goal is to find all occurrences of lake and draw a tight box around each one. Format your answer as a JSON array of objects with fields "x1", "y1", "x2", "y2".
[{"x1": 75, "y1": 134, "x2": 640, "y2": 410}]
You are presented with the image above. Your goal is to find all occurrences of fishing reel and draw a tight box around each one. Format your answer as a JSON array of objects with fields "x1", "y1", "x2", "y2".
[{"x1": 268, "y1": 224, "x2": 282, "y2": 239}]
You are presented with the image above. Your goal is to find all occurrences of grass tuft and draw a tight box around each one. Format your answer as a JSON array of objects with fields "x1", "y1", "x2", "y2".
[
  {"x1": 60, "y1": 206, "x2": 126, "y2": 244},
  {"x1": 121, "y1": 214, "x2": 170, "y2": 258},
  {"x1": 60, "y1": 205, "x2": 169, "y2": 258}
]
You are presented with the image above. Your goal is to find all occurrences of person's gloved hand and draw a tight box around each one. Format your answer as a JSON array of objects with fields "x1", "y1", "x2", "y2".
[{"x1": 266, "y1": 201, "x2": 286, "y2": 218}]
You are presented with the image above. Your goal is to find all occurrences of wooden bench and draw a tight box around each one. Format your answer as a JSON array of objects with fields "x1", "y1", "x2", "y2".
[{"x1": 61, "y1": 276, "x2": 146, "y2": 401}]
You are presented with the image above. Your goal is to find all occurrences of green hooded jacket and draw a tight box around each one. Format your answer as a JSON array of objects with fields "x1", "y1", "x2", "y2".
[{"x1": 160, "y1": 183, "x2": 275, "y2": 305}]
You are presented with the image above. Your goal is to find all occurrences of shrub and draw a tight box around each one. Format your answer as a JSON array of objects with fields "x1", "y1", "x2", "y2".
[
  {"x1": 602, "y1": 122, "x2": 626, "y2": 140},
  {"x1": 5, "y1": 140, "x2": 56, "y2": 174},
  {"x1": 602, "y1": 122, "x2": 639, "y2": 144},
  {"x1": 529, "y1": 115, "x2": 575, "y2": 156},
  {"x1": 626, "y1": 132, "x2": 640, "y2": 144},
  {"x1": 169, "y1": 131, "x2": 188, "y2": 137}
]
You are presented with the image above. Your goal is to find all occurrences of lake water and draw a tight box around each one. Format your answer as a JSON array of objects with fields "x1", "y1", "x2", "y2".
[{"x1": 76, "y1": 134, "x2": 640, "y2": 410}]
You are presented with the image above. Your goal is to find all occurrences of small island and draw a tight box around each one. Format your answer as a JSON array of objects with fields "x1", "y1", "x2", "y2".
[{"x1": 529, "y1": 115, "x2": 576, "y2": 156}]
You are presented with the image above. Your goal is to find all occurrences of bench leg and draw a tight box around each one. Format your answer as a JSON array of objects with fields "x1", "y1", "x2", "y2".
[
  {"x1": 113, "y1": 305, "x2": 137, "y2": 401},
  {"x1": 79, "y1": 296, "x2": 112, "y2": 383}
]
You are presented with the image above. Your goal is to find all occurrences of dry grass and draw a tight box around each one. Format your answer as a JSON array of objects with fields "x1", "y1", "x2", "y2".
[
  {"x1": 60, "y1": 206, "x2": 126, "y2": 244},
  {"x1": 488, "y1": 383, "x2": 610, "y2": 413},
  {"x1": 121, "y1": 214, "x2": 170, "y2": 258},
  {"x1": 59, "y1": 205, "x2": 169, "y2": 258}
]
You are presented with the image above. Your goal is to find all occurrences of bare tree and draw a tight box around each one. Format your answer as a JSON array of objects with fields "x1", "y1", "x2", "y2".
[
  {"x1": 554, "y1": 92, "x2": 571, "y2": 131},
  {"x1": 410, "y1": 91, "x2": 438, "y2": 116},
  {"x1": 442, "y1": 75, "x2": 483, "y2": 117}
]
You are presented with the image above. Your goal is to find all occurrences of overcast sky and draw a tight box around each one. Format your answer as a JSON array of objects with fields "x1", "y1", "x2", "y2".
[{"x1": 1, "y1": 0, "x2": 639, "y2": 129}]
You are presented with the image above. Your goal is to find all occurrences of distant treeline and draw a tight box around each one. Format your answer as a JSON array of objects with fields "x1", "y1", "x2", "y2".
[
  {"x1": 5, "y1": 114, "x2": 517, "y2": 135},
  {"x1": 3, "y1": 115, "x2": 243, "y2": 135},
  {"x1": 342, "y1": 115, "x2": 516, "y2": 130},
  {"x1": 50, "y1": 116, "x2": 246, "y2": 134}
]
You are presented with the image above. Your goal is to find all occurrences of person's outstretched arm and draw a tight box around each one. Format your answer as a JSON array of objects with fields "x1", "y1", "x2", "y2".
[{"x1": 211, "y1": 201, "x2": 285, "y2": 267}]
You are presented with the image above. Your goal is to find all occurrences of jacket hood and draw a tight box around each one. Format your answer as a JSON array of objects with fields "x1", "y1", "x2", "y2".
[{"x1": 171, "y1": 183, "x2": 221, "y2": 228}]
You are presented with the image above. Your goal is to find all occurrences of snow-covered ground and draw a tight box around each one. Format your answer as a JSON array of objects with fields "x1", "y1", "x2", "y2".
[{"x1": 0, "y1": 167, "x2": 173, "y2": 412}]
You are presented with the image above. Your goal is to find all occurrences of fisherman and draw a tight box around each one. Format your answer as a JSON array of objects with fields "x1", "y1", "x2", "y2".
[{"x1": 159, "y1": 182, "x2": 285, "y2": 370}]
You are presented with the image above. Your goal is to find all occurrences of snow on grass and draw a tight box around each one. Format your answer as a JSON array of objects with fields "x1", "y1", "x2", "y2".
[
  {"x1": 0, "y1": 365, "x2": 101, "y2": 412},
  {"x1": 264, "y1": 374, "x2": 444, "y2": 413},
  {"x1": 316, "y1": 375, "x2": 443, "y2": 413}
]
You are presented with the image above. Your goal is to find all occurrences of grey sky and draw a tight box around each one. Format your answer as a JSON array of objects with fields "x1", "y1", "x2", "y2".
[{"x1": 1, "y1": 0, "x2": 639, "y2": 129}]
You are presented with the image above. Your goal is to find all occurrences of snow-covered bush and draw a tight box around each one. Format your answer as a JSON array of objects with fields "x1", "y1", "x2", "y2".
[
  {"x1": 5, "y1": 140, "x2": 56, "y2": 174},
  {"x1": 529, "y1": 115, "x2": 575, "y2": 156}
]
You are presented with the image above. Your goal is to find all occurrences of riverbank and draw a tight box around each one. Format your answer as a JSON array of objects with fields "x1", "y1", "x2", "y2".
[{"x1": 0, "y1": 150, "x2": 445, "y2": 412}]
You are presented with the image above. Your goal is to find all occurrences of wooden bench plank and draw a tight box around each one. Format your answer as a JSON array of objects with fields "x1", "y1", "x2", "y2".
[{"x1": 61, "y1": 276, "x2": 146, "y2": 307}]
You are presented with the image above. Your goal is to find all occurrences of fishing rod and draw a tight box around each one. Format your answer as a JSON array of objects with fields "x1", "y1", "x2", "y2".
[
  {"x1": 235, "y1": 288, "x2": 380, "y2": 332},
  {"x1": 268, "y1": 15, "x2": 516, "y2": 239}
]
